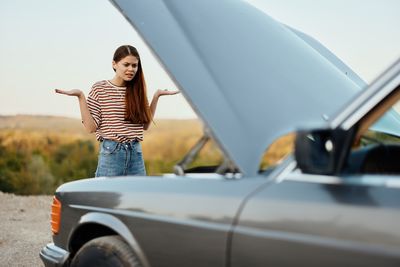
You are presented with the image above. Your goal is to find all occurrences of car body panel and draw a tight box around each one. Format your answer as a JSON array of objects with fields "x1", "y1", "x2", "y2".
[
  {"x1": 111, "y1": 0, "x2": 362, "y2": 176},
  {"x1": 54, "y1": 176, "x2": 267, "y2": 266},
  {"x1": 231, "y1": 175, "x2": 400, "y2": 266}
]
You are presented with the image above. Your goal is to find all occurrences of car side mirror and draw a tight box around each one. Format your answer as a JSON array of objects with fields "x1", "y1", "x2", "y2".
[{"x1": 294, "y1": 128, "x2": 353, "y2": 175}]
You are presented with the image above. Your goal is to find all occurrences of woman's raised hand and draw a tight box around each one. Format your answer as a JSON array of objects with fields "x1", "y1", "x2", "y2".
[
  {"x1": 156, "y1": 89, "x2": 180, "y2": 97},
  {"x1": 55, "y1": 89, "x2": 84, "y2": 98}
]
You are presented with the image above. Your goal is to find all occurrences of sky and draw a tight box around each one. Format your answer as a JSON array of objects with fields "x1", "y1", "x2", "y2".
[{"x1": 0, "y1": 0, "x2": 399, "y2": 119}]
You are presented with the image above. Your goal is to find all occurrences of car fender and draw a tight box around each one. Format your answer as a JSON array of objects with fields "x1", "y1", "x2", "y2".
[{"x1": 70, "y1": 212, "x2": 151, "y2": 267}]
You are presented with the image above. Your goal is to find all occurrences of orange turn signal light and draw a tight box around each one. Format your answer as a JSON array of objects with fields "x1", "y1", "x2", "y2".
[{"x1": 51, "y1": 196, "x2": 62, "y2": 235}]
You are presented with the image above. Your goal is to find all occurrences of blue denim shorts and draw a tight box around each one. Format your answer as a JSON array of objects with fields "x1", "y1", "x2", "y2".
[{"x1": 95, "y1": 139, "x2": 146, "y2": 177}]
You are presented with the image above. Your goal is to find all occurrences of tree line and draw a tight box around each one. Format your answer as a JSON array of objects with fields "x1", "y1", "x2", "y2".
[{"x1": 0, "y1": 126, "x2": 222, "y2": 195}]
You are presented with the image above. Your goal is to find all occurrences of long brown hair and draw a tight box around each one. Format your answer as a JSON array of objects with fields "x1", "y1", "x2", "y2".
[{"x1": 113, "y1": 45, "x2": 152, "y2": 124}]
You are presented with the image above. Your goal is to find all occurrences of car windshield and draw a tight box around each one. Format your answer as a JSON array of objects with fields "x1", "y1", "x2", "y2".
[
  {"x1": 359, "y1": 98, "x2": 400, "y2": 145},
  {"x1": 368, "y1": 104, "x2": 400, "y2": 139},
  {"x1": 345, "y1": 95, "x2": 400, "y2": 175}
]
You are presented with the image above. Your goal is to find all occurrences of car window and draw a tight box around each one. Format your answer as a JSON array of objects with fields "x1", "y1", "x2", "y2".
[{"x1": 345, "y1": 96, "x2": 400, "y2": 175}]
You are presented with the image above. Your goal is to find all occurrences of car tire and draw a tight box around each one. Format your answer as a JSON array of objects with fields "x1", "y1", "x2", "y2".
[{"x1": 70, "y1": 235, "x2": 141, "y2": 267}]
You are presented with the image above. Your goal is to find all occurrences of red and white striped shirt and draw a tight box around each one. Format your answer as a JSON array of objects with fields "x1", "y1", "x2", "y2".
[{"x1": 87, "y1": 80, "x2": 144, "y2": 142}]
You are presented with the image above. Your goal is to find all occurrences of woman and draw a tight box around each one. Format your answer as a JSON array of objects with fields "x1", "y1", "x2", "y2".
[{"x1": 55, "y1": 45, "x2": 179, "y2": 177}]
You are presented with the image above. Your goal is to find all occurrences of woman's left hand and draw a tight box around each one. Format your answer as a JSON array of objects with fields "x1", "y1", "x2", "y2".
[{"x1": 156, "y1": 89, "x2": 180, "y2": 97}]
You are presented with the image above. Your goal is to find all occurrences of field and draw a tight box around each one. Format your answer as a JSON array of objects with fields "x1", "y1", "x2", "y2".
[{"x1": 0, "y1": 115, "x2": 293, "y2": 195}]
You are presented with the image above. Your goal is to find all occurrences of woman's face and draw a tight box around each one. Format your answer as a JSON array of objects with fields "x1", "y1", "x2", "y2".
[{"x1": 112, "y1": 55, "x2": 139, "y2": 82}]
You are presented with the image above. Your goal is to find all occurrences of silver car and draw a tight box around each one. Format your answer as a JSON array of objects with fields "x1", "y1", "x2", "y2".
[{"x1": 40, "y1": 1, "x2": 400, "y2": 266}]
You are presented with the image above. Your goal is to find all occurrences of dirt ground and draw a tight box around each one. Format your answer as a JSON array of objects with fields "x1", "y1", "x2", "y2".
[{"x1": 0, "y1": 191, "x2": 53, "y2": 267}]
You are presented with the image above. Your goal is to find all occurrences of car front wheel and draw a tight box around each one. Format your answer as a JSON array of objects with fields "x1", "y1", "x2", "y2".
[{"x1": 70, "y1": 235, "x2": 141, "y2": 267}]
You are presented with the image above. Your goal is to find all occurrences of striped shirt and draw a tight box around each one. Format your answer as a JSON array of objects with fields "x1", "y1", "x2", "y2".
[{"x1": 87, "y1": 80, "x2": 144, "y2": 142}]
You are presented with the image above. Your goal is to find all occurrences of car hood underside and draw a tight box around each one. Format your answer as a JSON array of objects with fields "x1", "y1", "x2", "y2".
[{"x1": 111, "y1": 0, "x2": 369, "y2": 176}]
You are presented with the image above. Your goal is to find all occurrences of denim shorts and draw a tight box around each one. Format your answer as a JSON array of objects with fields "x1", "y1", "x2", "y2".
[{"x1": 95, "y1": 139, "x2": 146, "y2": 177}]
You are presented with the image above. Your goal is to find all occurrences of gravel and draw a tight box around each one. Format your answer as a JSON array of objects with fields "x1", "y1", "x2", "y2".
[{"x1": 0, "y1": 191, "x2": 53, "y2": 267}]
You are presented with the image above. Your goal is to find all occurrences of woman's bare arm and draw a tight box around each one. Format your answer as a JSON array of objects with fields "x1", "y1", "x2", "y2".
[
  {"x1": 55, "y1": 89, "x2": 97, "y2": 133},
  {"x1": 144, "y1": 89, "x2": 180, "y2": 130}
]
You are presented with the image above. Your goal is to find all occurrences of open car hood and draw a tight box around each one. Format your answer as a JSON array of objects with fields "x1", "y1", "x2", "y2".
[{"x1": 111, "y1": 0, "x2": 367, "y2": 176}]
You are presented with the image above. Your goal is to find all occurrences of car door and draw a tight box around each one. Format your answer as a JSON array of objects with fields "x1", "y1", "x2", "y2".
[{"x1": 230, "y1": 170, "x2": 400, "y2": 267}]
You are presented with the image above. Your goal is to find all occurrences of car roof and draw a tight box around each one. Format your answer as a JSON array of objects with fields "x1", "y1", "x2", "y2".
[{"x1": 111, "y1": 0, "x2": 365, "y2": 176}]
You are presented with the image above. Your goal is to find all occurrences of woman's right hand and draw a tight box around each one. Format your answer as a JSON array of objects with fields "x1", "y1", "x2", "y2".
[{"x1": 55, "y1": 89, "x2": 84, "y2": 98}]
